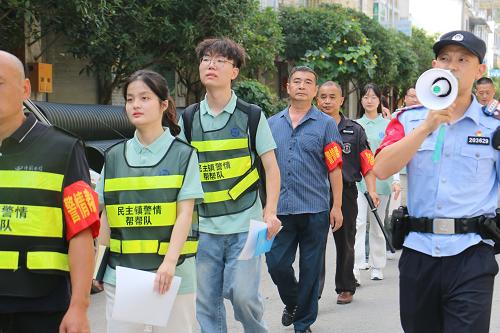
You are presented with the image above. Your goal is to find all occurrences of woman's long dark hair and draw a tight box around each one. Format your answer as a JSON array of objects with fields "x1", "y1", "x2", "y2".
[
  {"x1": 359, "y1": 83, "x2": 383, "y2": 117},
  {"x1": 122, "y1": 69, "x2": 180, "y2": 136}
]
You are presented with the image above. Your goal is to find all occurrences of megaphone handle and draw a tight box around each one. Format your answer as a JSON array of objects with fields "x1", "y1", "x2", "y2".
[{"x1": 432, "y1": 125, "x2": 446, "y2": 163}]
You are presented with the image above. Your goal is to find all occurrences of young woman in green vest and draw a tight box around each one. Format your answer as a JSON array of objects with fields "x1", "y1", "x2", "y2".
[{"x1": 95, "y1": 70, "x2": 203, "y2": 333}]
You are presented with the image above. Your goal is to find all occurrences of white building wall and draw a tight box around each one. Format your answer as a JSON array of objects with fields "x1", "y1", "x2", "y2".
[{"x1": 410, "y1": 0, "x2": 464, "y2": 36}]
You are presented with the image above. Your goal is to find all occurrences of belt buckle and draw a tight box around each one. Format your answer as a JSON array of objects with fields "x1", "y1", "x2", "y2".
[{"x1": 433, "y1": 218, "x2": 455, "y2": 234}]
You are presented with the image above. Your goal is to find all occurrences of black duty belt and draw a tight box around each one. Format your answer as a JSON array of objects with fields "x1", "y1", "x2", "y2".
[{"x1": 408, "y1": 216, "x2": 483, "y2": 235}]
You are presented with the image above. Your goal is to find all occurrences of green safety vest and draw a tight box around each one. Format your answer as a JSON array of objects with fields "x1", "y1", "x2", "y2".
[
  {"x1": 191, "y1": 106, "x2": 260, "y2": 217},
  {"x1": 0, "y1": 126, "x2": 75, "y2": 298},
  {"x1": 104, "y1": 138, "x2": 198, "y2": 270}
]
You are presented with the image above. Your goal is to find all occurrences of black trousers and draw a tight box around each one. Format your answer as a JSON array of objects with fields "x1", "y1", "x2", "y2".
[
  {"x1": 400, "y1": 243, "x2": 498, "y2": 333},
  {"x1": 319, "y1": 185, "x2": 358, "y2": 296},
  {"x1": 0, "y1": 311, "x2": 65, "y2": 333}
]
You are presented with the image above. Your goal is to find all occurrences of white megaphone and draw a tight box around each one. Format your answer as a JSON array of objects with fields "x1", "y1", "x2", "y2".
[{"x1": 415, "y1": 68, "x2": 458, "y2": 110}]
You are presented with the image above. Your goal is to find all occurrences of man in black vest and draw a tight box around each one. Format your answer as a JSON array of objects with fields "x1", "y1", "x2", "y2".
[
  {"x1": 317, "y1": 81, "x2": 379, "y2": 304},
  {"x1": 0, "y1": 51, "x2": 99, "y2": 333}
]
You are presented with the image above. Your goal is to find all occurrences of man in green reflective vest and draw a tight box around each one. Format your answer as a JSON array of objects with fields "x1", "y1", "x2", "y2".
[
  {"x1": 0, "y1": 51, "x2": 100, "y2": 333},
  {"x1": 178, "y1": 37, "x2": 281, "y2": 333}
]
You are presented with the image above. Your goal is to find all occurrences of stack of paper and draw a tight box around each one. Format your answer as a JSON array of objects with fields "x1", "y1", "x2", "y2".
[
  {"x1": 238, "y1": 220, "x2": 276, "y2": 260},
  {"x1": 112, "y1": 266, "x2": 182, "y2": 327}
]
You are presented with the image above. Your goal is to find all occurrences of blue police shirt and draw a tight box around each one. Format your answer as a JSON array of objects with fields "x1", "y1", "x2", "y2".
[
  {"x1": 268, "y1": 106, "x2": 343, "y2": 215},
  {"x1": 389, "y1": 96, "x2": 499, "y2": 257}
]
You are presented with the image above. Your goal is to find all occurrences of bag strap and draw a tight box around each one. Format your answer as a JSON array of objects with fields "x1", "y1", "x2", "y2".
[
  {"x1": 235, "y1": 98, "x2": 261, "y2": 156},
  {"x1": 181, "y1": 103, "x2": 199, "y2": 143}
]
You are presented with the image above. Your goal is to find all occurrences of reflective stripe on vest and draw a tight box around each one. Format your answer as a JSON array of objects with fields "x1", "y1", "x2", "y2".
[
  {"x1": 191, "y1": 138, "x2": 249, "y2": 152},
  {"x1": 27, "y1": 251, "x2": 69, "y2": 272},
  {"x1": 104, "y1": 175, "x2": 184, "y2": 192},
  {"x1": 0, "y1": 170, "x2": 63, "y2": 191},
  {"x1": 0, "y1": 251, "x2": 19, "y2": 269},
  {"x1": 228, "y1": 168, "x2": 260, "y2": 200},
  {"x1": 0, "y1": 204, "x2": 63, "y2": 237},
  {"x1": 199, "y1": 156, "x2": 251, "y2": 182},
  {"x1": 106, "y1": 202, "x2": 177, "y2": 228},
  {"x1": 110, "y1": 239, "x2": 198, "y2": 255},
  {"x1": 0, "y1": 250, "x2": 69, "y2": 272},
  {"x1": 204, "y1": 168, "x2": 260, "y2": 203}
]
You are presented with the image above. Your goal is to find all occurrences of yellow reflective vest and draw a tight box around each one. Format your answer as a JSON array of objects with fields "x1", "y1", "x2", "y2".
[
  {"x1": 104, "y1": 138, "x2": 198, "y2": 270},
  {"x1": 191, "y1": 107, "x2": 260, "y2": 217},
  {"x1": 0, "y1": 126, "x2": 76, "y2": 298}
]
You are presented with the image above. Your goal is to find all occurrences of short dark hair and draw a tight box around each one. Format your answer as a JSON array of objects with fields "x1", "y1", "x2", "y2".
[
  {"x1": 359, "y1": 83, "x2": 383, "y2": 116},
  {"x1": 288, "y1": 66, "x2": 318, "y2": 83},
  {"x1": 476, "y1": 77, "x2": 494, "y2": 86},
  {"x1": 122, "y1": 69, "x2": 180, "y2": 136},
  {"x1": 318, "y1": 81, "x2": 343, "y2": 96},
  {"x1": 195, "y1": 38, "x2": 246, "y2": 69},
  {"x1": 406, "y1": 87, "x2": 416, "y2": 94}
]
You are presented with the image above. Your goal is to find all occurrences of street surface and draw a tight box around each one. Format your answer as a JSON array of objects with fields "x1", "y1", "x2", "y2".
[{"x1": 89, "y1": 231, "x2": 500, "y2": 333}]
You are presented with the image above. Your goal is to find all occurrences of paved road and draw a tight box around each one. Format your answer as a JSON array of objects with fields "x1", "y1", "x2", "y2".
[{"x1": 89, "y1": 231, "x2": 500, "y2": 332}]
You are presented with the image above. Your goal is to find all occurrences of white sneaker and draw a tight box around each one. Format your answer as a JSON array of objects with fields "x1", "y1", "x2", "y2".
[
  {"x1": 371, "y1": 268, "x2": 384, "y2": 280},
  {"x1": 386, "y1": 251, "x2": 396, "y2": 260},
  {"x1": 357, "y1": 262, "x2": 370, "y2": 270},
  {"x1": 353, "y1": 269, "x2": 361, "y2": 286}
]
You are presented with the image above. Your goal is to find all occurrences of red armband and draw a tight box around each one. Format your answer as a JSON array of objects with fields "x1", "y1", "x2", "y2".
[
  {"x1": 324, "y1": 142, "x2": 342, "y2": 172},
  {"x1": 63, "y1": 180, "x2": 100, "y2": 240},
  {"x1": 360, "y1": 149, "x2": 375, "y2": 175},
  {"x1": 375, "y1": 116, "x2": 405, "y2": 156}
]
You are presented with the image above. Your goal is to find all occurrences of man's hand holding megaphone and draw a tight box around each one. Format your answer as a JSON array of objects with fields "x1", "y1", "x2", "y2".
[{"x1": 419, "y1": 102, "x2": 454, "y2": 135}]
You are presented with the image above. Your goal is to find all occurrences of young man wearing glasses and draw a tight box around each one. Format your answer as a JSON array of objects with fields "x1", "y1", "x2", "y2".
[{"x1": 178, "y1": 37, "x2": 281, "y2": 333}]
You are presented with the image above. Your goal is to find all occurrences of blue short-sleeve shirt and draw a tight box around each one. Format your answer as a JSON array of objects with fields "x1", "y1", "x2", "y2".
[
  {"x1": 387, "y1": 96, "x2": 499, "y2": 257},
  {"x1": 268, "y1": 106, "x2": 343, "y2": 215}
]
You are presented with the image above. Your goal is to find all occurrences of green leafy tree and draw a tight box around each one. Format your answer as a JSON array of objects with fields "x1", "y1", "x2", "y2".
[
  {"x1": 239, "y1": 7, "x2": 284, "y2": 80},
  {"x1": 0, "y1": 1, "x2": 30, "y2": 51},
  {"x1": 387, "y1": 31, "x2": 419, "y2": 102},
  {"x1": 233, "y1": 79, "x2": 285, "y2": 116},
  {"x1": 345, "y1": 8, "x2": 400, "y2": 89},
  {"x1": 279, "y1": 4, "x2": 436, "y2": 107},
  {"x1": 280, "y1": 5, "x2": 376, "y2": 88},
  {"x1": 409, "y1": 27, "x2": 437, "y2": 79},
  {"x1": 3, "y1": 0, "x2": 280, "y2": 105},
  {"x1": 150, "y1": 0, "x2": 259, "y2": 105}
]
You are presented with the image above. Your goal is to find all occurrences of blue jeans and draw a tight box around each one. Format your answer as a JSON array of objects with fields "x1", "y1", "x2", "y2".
[
  {"x1": 196, "y1": 232, "x2": 267, "y2": 333},
  {"x1": 265, "y1": 211, "x2": 330, "y2": 331}
]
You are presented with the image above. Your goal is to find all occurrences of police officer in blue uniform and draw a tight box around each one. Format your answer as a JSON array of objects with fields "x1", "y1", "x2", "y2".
[
  {"x1": 316, "y1": 81, "x2": 379, "y2": 305},
  {"x1": 374, "y1": 31, "x2": 499, "y2": 333}
]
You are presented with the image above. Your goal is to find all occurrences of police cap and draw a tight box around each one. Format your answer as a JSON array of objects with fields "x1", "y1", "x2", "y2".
[{"x1": 433, "y1": 30, "x2": 486, "y2": 64}]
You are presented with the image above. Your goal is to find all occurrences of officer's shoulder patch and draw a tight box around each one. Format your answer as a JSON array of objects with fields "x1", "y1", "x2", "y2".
[
  {"x1": 394, "y1": 104, "x2": 424, "y2": 116},
  {"x1": 394, "y1": 104, "x2": 426, "y2": 122}
]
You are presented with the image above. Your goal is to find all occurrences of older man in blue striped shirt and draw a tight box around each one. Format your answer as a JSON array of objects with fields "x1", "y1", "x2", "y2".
[{"x1": 265, "y1": 66, "x2": 343, "y2": 333}]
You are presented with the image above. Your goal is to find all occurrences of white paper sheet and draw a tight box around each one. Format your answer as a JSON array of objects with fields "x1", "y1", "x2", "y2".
[
  {"x1": 238, "y1": 220, "x2": 269, "y2": 260},
  {"x1": 112, "y1": 266, "x2": 181, "y2": 327}
]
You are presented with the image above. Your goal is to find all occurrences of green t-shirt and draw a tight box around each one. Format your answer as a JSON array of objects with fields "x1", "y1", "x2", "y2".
[
  {"x1": 177, "y1": 91, "x2": 277, "y2": 234},
  {"x1": 356, "y1": 114, "x2": 393, "y2": 195},
  {"x1": 96, "y1": 128, "x2": 204, "y2": 294}
]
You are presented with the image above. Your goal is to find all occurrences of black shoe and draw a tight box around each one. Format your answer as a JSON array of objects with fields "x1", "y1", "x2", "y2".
[
  {"x1": 295, "y1": 328, "x2": 312, "y2": 333},
  {"x1": 281, "y1": 305, "x2": 297, "y2": 327}
]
